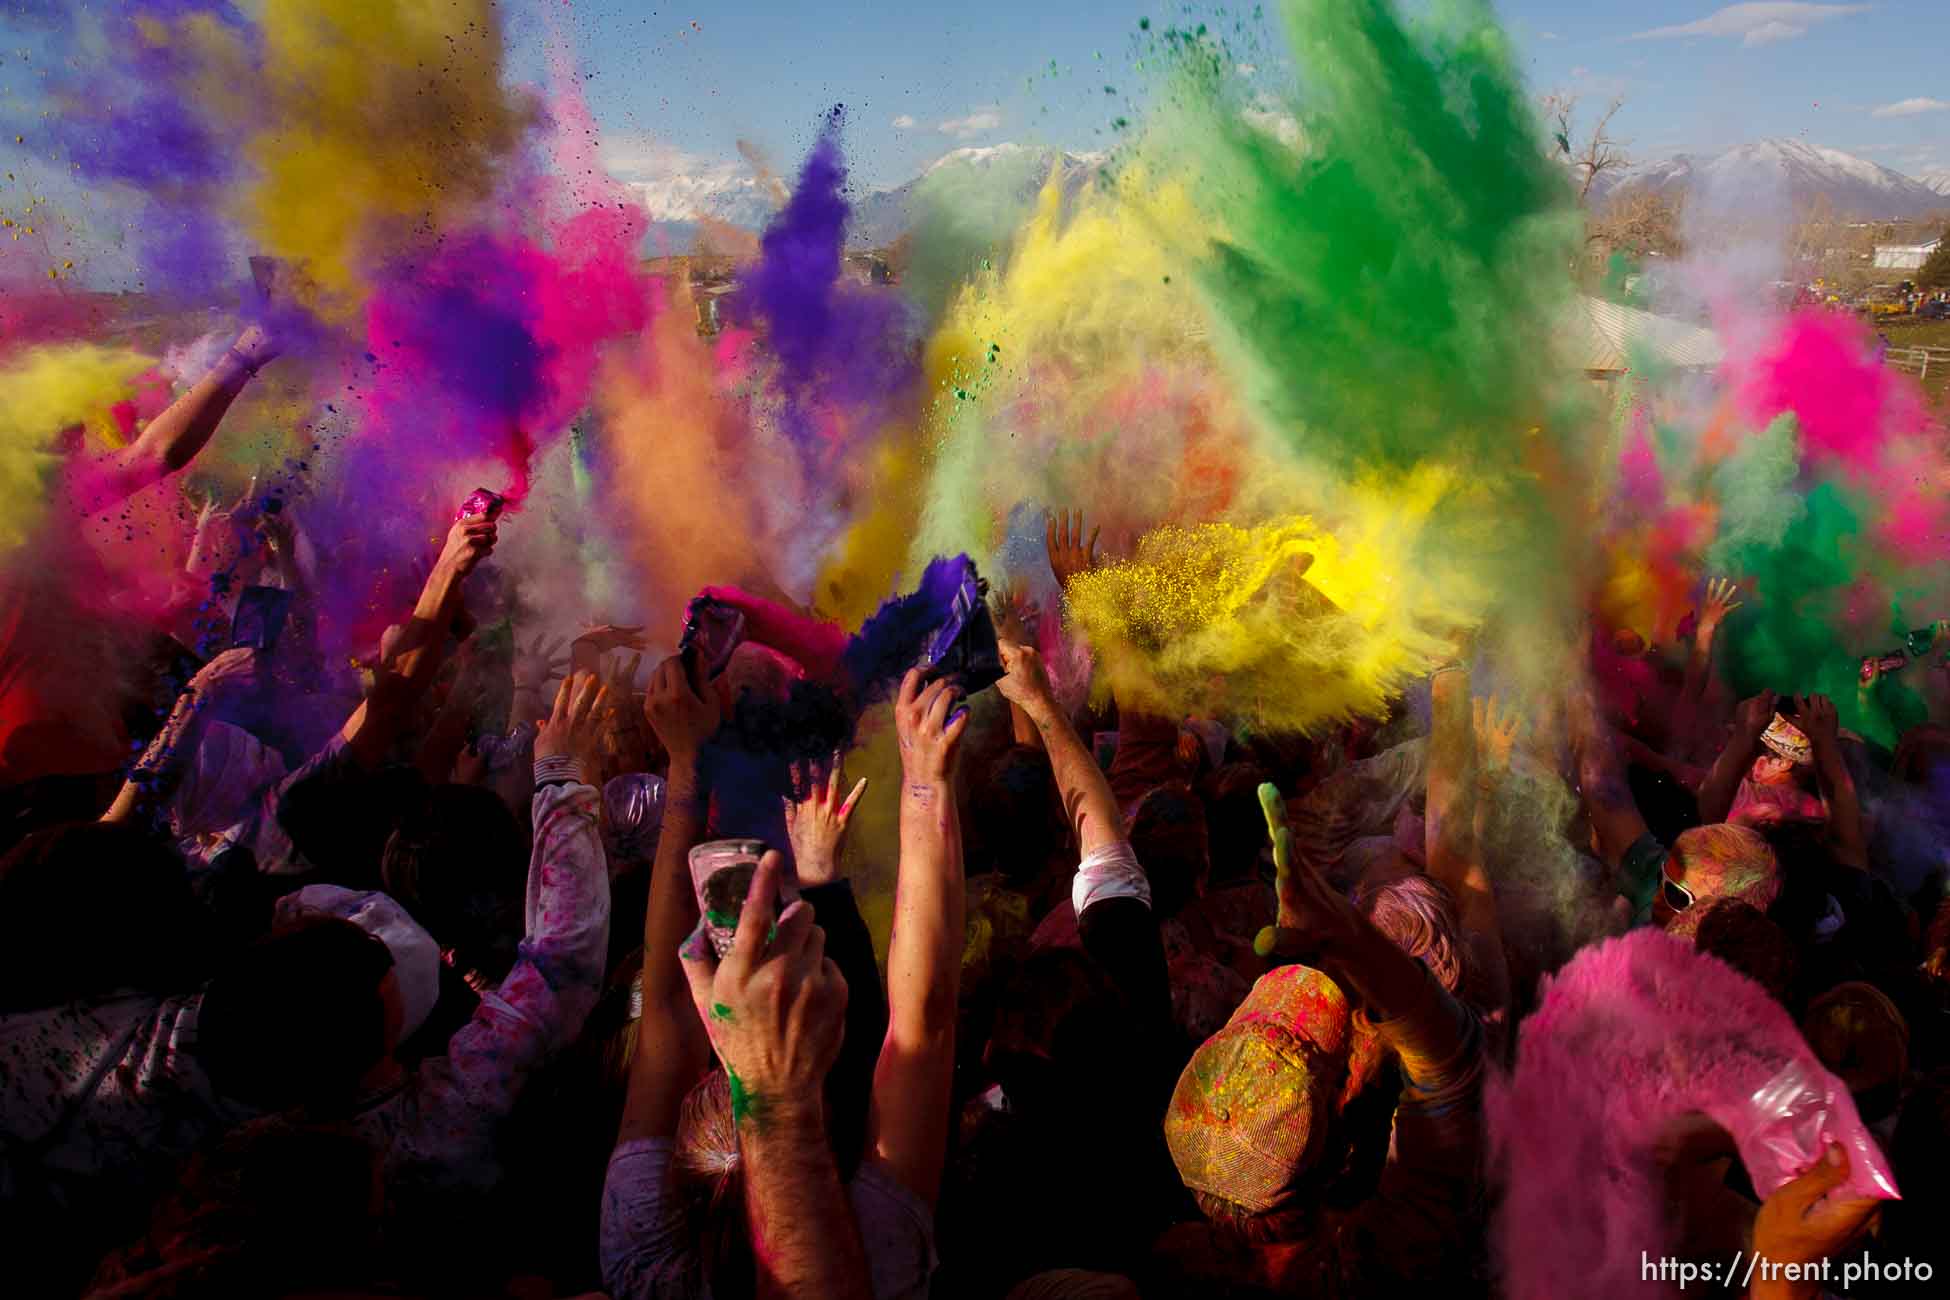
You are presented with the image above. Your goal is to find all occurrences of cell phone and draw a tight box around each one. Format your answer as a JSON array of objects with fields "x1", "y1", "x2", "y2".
[
  {"x1": 678, "y1": 595, "x2": 747, "y2": 693},
  {"x1": 917, "y1": 558, "x2": 1004, "y2": 694},
  {"x1": 456, "y1": 487, "x2": 505, "y2": 523},
  {"x1": 231, "y1": 585, "x2": 294, "y2": 653},
  {"x1": 688, "y1": 839, "x2": 796, "y2": 958}
]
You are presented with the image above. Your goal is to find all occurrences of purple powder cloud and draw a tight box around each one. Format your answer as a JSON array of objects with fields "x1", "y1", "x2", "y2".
[{"x1": 733, "y1": 106, "x2": 917, "y2": 456}]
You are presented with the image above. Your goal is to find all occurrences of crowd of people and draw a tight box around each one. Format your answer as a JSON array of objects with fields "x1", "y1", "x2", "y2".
[{"x1": 3, "y1": 317, "x2": 1949, "y2": 1300}]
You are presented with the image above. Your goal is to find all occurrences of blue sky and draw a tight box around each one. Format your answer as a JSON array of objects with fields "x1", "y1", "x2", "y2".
[
  {"x1": 2, "y1": 1, "x2": 1944, "y2": 229},
  {"x1": 527, "y1": 1, "x2": 1950, "y2": 191}
]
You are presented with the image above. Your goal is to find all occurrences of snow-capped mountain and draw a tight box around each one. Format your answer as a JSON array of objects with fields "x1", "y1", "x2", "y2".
[
  {"x1": 847, "y1": 144, "x2": 1105, "y2": 248},
  {"x1": 624, "y1": 174, "x2": 779, "y2": 231},
  {"x1": 1919, "y1": 166, "x2": 1950, "y2": 198},
  {"x1": 1594, "y1": 139, "x2": 1949, "y2": 219}
]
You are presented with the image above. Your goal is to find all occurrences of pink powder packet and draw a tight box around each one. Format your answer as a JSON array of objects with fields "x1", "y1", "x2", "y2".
[{"x1": 1730, "y1": 1055, "x2": 1898, "y2": 1202}]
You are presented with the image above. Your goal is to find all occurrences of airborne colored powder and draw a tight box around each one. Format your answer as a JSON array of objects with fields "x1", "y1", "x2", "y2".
[
  {"x1": 244, "y1": 0, "x2": 536, "y2": 317},
  {"x1": 0, "y1": 344, "x2": 157, "y2": 553},
  {"x1": 904, "y1": 0, "x2": 1594, "y2": 728},
  {"x1": 735, "y1": 108, "x2": 918, "y2": 461}
]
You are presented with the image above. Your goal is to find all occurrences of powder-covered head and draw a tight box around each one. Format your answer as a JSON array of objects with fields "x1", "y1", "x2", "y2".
[
  {"x1": 1759, "y1": 712, "x2": 1814, "y2": 767},
  {"x1": 1357, "y1": 872, "x2": 1464, "y2": 995},
  {"x1": 1662, "y1": 823, "x2": 1780, "y2": 940},
  {"x1": 1801, "y1": 981, "x2": 1910, "y2": 1109},
  {"x1": 1164, "y1": 963, "x2": 1381, "y2": 1216}
]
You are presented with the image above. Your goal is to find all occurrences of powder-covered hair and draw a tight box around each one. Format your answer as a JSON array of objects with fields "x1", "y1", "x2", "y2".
[
  {"x1": 1692, "y1": 899, "x2": 1796, "y2": 1002},
  {"x1": 670, "y1": 1070, "x2": 755, "y2": 1299},
  {"x1": 1356, "y1": 872, "x2": 1463, "y2": 994}
]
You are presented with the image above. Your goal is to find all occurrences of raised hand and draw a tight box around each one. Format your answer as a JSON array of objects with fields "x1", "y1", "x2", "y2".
[
  {"x1": 785, "y1": 751, "x2": 868, "y2": 887},
  {"x1": 993, "y1": 580, "x2": 1041, "y2": 646},
  {"x1": 534, "y1": 671, "x2": 610, "y2": 787},
  {"x1": 895, "y1": 668, "x2": 970, "y2": 785},
  {"x1": 1699, "y1": 576, "x2": 1743, "y2": 629},
  {"x1": 995, "y1": 639, "x2": 1056, "y2": 720},
  {"x1": 645, "y1": 653, "x2": 722, "y2": 765},
  {"x1": 1045, "y1": 507, "x2": 1101, "y2": 590},
  {"x1": 1797, "y1": 693, "x2": 1839, "y2": 753},
  {"x1": 437, "y1": 513, "x2": 498, "y2": 579},
  {"x1": 184, "y1": 646, "x2": 261, "y2": 723},
  {"x1": 1734, "y1": 689, "x2": 1779, "y2": 743},
  {"x1": 1748, "y1": 1144, "x2": 1885, "y2": 1300},
  {"x1": 513, "y1": 632, "x2": 569, "y2": 694},
  {"x1": 678, "y1": 852, "x2": 849, "y2": 1128},
  {"x1": 1474, "y1": 694, "x2": 1522, "y2": 772}
]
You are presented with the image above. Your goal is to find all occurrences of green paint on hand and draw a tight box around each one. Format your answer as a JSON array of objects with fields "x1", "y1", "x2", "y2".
[
  {"x1": 710, "y1": 1002, "x2": 735, "y2": 1023},
  {"x1": 728, "y1": 1068, "x2": 766, "y2": 1129}
]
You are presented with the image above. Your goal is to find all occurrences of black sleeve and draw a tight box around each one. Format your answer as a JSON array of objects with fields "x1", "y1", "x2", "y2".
[
  {"x1": 1077, "y1": 896, "x2": 1175, "y2": 1053},
  {"x1": 802, "y1": 878, "x2": 886, "y2": 1178}
]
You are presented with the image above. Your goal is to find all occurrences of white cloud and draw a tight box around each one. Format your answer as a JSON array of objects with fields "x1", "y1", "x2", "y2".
[
  {"x1": 891, "y1": 114, "x2": 917, "y2": 129},
  {"x1": 1630, "y1": 3, "x2": 1870, "y2": 48},
  {"x1": 1540, "y1": 31, "x2": 1563, "y2": 41},
  {"x1": 937, "y1": 106, "x2": 1002, "y2": 139},
  {"x1": 1871, "y1": 97, "x2": 1950, "y2": 119}
]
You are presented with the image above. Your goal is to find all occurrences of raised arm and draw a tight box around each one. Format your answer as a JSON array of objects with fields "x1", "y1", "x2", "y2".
[
  {"x1": 427, "y1": 673, "x2": 611, "y2": 1132},
  {"x1": 1673, "y1": 578, "x2": 1741, "y2": 761},
  {"x1": 100, "y1": 648, "x2": 259, "y2": 826},
  {"x1": 71, "y1": 326, "x2": 279, "y2": 514},
  {"x1": 1427, "y1": 666, "x2": 1513, "y2": 1013},
  {"x1": 1254, "y1": 782, "x2": 1442, "y2": 1021},
  {"x1": 338, "y1": 514, "x2": 497, "y2": 768},
  {"x1": 997, "y1": 640, "x2": 1123, "y2": 855},
  {"x1": 786, "y1": 752, "x2": 885, "y2": 1171},
  {"x1": 679, "y1": 853, "x2": 871, "y2": 1300},
  {"x1": 1798, "y1": 694, "x2": 1867, "y2": 871},
  {"x1": 1427, "y1": 666, "x2": 1498, "y2": 946},
  {"x1": 1566, "y1": 683, "x2": 1651, "y2": 870},
  {"x1": 1564, "y1": 682, "x2": 1669, "y2": 928},
  {"x1": 616, "y1": 654, "x2": 721, "y2": 1145},
  {"x1": 1697, "y1": 690, "x2": 1775, "y2": 826},
  {"x1": 868, "y1": 669, "x2": 969, "y2": 1209}
]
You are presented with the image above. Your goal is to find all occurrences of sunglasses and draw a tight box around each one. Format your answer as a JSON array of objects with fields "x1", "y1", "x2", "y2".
[{"x1": 1661, "y1": 858, "x2": 1696, "y2": 913}]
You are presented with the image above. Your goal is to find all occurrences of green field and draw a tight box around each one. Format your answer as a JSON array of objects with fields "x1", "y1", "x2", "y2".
[{"x1": 1876, "y1": 316, "x2": 1950, "y2": 411}]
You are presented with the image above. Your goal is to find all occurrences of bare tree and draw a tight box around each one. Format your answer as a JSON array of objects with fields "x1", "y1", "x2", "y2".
[
  {"x1": 1543, "y1": 92, "x2": 1628, "y2": 203},
  {"x1": 1588, "y1": 187, "x2": 1685, "y2": 262}
]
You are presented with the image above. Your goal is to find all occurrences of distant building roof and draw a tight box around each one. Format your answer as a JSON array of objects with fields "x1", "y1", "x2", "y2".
[
  {"x1": 1574, "y1": 295, "x2": 1723, "y2": 373},
  {"x1": 1872, "y1": 237, "x2": 1941, "y2": 271}
]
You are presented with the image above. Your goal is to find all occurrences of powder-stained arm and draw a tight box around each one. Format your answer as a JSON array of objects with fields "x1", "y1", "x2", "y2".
[
  {"x1": 99, "y1": 648, "x2": 256, "y2": 827},
  {"x1": 336, "y1": 516, "x2": 497, "y2": 769},
  {"x1": 617, "y1": 655, "x2": 719, "y2": 1145},
  {"x1": 412, "y1": 750, "x2": 610, "y2": 1176},
  {"x1": 1426, "y1": 665, "x2": 1500, "y2": 951},
  {"x1": 71, "y1": 327, "x2": 277, "y2": 515},
  {"x1": 1674, "y1": 578, "x2": 1741, "y2": 763},
  {"x1": 1800, "y1": 694, "x2": 1867, "y2": 872},
  {"x1": 871, "y1": 668, "x2": 969, "y2": 1209},
  {"x1": 998, "y1": 640, "x2": 1125, "y2": 857},
  {"x1": 1698, "y1": 690, "x2": 1775, "y2": 826},
  {"x1": 1566, "y1": 684, "x2": 1650, "y2": 873}
]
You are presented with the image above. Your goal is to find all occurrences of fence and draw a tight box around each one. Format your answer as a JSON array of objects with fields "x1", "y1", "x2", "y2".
[{"x1": 1887, "y1": 347, "x2": 1950, "y2": 381}]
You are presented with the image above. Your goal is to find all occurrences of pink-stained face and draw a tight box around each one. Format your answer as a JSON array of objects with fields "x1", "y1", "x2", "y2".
[{"x1": 1749, "y1": 753, "x2": 1800, "y2": 786}]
